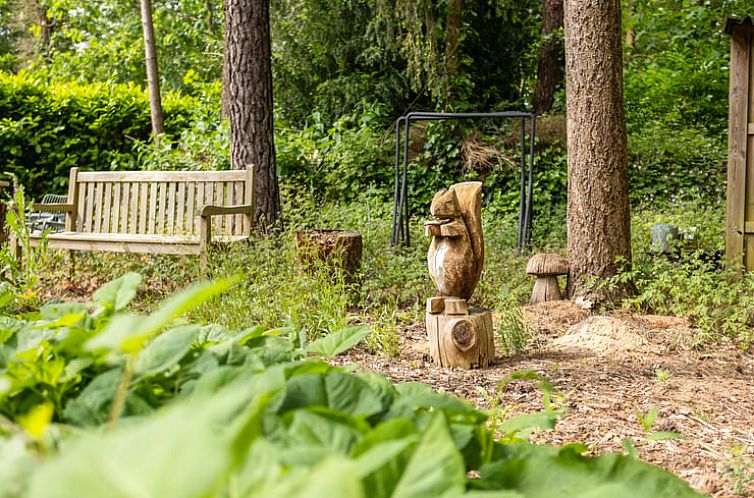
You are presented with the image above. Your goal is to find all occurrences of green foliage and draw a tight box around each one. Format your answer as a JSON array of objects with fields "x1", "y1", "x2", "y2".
[
  {"x1": 497, "y1": 307, "x2": 529, "y2": 355},
  {"x1": 0, "y1": 72, "x2": 198, "y2": 197},
  {"x1": 0, "y1": 274, "x2": 704, "y2": 497},
  {"x1": 0, "y1": 187, "x2": 48, "y2": 306}
]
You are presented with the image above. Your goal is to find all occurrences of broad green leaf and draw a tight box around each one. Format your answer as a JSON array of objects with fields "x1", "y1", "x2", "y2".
[
  {"x1": 287, "y1": 409, "x2": 365, "y2": 454},
  {"x1": 476, "y1": 443, "x2": 704, "y2": 497},
  {"x1": 278, "y1": 371, "x2": 383, "y2": 418},
  {"x1": 354, "y1": 438, "x2": 415, "y2": 477},
  {"x1": 389, "y1": 383, "x2": 483, "y2": 421},
  {"x1": 248, "y1": 458, "x2": 365, "y2": 498},
  {"x1": 39, "y1": 302, "x2": 88, "y2": 322},
  {"x1": 498, "y1": 412, "x2": 560, "y2": 437},
  {"x1": 31, "y1": 374, "x2": 280, "y2": 498},
  {"x1": 0, "y1": 436, "x2": 36, "y2": 498},
  {"x1": 305, "y1": 326, "x2": 371, "y2": 358},
  {"x1": 92, "y1": 272, "x2": 142, "y2": 311},
  {"x1": 63, "y1": 368, "x2": 122, "y2": 426},
  {"x1": 87, "y1": 279, "x2": 234, "y2": 354},
  {"x1": 0, "y1": 317, "x2": 23, "y2": 345},
  {"x1": 390, "y1": 413, "x2": 466, "y2": 498},
  {"x1": 134, "y1": 326, "x2": 199, "y2": 379}
]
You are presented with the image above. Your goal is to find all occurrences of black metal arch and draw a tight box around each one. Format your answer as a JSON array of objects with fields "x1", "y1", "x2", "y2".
[{"x1": 390, "y1": 111, "x2": 536, "y2": 251}]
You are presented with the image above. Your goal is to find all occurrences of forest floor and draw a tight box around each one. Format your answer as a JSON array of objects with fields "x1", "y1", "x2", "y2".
[{"x1": 336, "y1": 301, "x2": 754, "y2": 498}]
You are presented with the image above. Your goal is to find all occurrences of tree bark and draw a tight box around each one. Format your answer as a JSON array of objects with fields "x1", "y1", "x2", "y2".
[
  {"x1": 533, "y1": 0, "x2": 564, "y2": 115},
  {"x1": 140, "y1": 0, "x2": 165, "y2": 141},
  {"x1": 225, "y1": 0, "x2": 280, "y2": 228},
  {"x1": 564, "y1": 0, "x2": 632, "y2": 304}
]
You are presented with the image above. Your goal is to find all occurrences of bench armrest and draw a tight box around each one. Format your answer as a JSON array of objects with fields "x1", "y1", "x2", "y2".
[
  {"x1": 200, "y1": 204, "x2": 253, "y2": 216},
  {"x1": 31, "y1": 203, "x2": 75, "y2": 213}
]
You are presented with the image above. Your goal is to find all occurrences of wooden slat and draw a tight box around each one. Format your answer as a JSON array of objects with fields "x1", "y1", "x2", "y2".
[
  {"x1": 243, "y1": 165, "x2": 255, "y2": 235},
  {"x1": 128, "y1": 183, "x2": 139, "y2": 233},
  {"x1": 195, "y1": 182, "x2": 205, "y2": 234},
  {"x1": 186, "y1": 182, "x2": 195, "y2": 235},
  {"x1": 78, "y1": 170, "x2": 246, "y2": 182},
  {"x1": 138, "y1": 183, "x2": 148, "y2": 233},
  {"x1": 157, "y1": 182, "x2": 167, "y2": 233},
  {"x1": 84, "y1": 182, "x2": 95, "y2": 232},
  {"x1": 748, "y1": 123, "x2": 754, "y2": 135},
  {"x1": 102, "y1": 183, "x2": 112, "y2": 232},
  {"x1": 112, "y1": 183, "x2": 121, "y2": 233},
  {"x1": 65, "y1": 168, "x2": 80, "y2": 231},
  {"x1": 214, "y1": 182, "x2": 224, "y2": 234},
  {"x1": 746, "y1": 30, "x2": 754, "y2": 270},
  {"x1": 167, "y1": 182, "x2": 176, "y2": 233},
  {"x1": 176, "y1": 182, "x2": 186, "y2": 233},
  {"x1": 148, "y1": 183, "x2": 158, "y2": 234},
  {"x1": 233, "y1": 181, "x2": 243, "y2": 235},
  {"x1": 727, "y1": 26, "x2": 752, "y2": 265},
  {"x1": 93, "y1": 182, "x2": 104, "y2": 233},
  {"x1": 119, "y1": 183, "x2": 131, "y2": 233}
]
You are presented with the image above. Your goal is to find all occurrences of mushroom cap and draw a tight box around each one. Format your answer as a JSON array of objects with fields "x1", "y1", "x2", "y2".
[{"x1": 526, "y1": 253, "x2": 569, "y2": 276}]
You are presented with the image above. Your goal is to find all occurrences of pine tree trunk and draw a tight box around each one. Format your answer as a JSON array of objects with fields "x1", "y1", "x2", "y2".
[
  {"x1": 225, "y1": 0, "x2": 280, "y2": 228},
  {"x1": 140, "y1": 0, "x2": 165, "y2": 140},
  {"x1": 533, "y1": 0, "x2": 564, "y2": 115},
  {"x1": 564, "y1": 0, "x2": 632, "y2": 304}
]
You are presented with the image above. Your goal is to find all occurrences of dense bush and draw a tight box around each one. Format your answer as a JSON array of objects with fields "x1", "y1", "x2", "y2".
[{"x1": 0, "y1": 72, "x2": 197, "y2": 197}]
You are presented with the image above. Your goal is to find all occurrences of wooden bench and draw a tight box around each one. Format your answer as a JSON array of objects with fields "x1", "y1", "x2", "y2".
[{"x1": 25, "y1": 167, "x2": 255, "y2": 264}]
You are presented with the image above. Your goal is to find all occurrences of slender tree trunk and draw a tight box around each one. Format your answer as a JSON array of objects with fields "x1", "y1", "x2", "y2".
[
  {"x1": 226, "y1": 0, "x2": 280, "y2": 228},
  {"x1": 533, "y1": 0, "x2": 564, "y2": 115},
  {"x1": 564, "y1": 0, "x2": 632, "y2": 305},
  {"x1": 206, "y1": 0, "x2": 217, "y2": 35},
  {"x1": 444, "y1": 0, "x2": 462, "y2": 104},
  {"x1": 31, "y1": 0, "x2": 51, "y2": 57},
  {"x1": 624, "y1": 0, "x2": 635, "y2": 62},
  {"x1": 221, "y1": 0, "x2": 230, "y2": 118},
  {"x1": 140, "y1": 0, "x2": 165, "y2": 141}
]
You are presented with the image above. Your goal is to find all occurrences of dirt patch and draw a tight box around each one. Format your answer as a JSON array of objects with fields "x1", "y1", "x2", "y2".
[
  {"x1": 337, "y1": 302, "x2": 754, "y2": 498},
  {"x1": 551, "y1": 315, "x2": 652, "y2": 356}
]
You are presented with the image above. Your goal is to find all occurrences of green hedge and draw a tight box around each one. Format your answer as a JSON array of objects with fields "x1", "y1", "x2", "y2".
[{"x1": 0, "y1": 72, "x2": 194, "y2": 197}]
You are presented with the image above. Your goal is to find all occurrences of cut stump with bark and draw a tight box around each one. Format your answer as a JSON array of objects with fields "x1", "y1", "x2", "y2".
[
  {"x1": 295, "y1": 230, "x2": 362, "y2": 276},
  {"x1": 426, "y1": 299, "x2": 494, "y2": 369}
]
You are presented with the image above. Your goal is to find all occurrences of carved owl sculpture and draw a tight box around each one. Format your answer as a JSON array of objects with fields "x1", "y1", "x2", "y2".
[{"x1": 424, "y1": 181, "x2": 484, "y2": 301}]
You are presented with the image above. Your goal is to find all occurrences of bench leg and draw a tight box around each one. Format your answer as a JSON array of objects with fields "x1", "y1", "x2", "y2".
[
  {"x1": 200, "y1": 249, "x2": 208, "y2": 276},
  {"x1": 67, "y1": 250, "x2": 76, "y2": 279}
]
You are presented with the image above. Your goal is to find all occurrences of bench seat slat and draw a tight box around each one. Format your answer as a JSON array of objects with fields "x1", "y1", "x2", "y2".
[{"x1": 28, "y1": 232, "x2": 249, "y2": 255}]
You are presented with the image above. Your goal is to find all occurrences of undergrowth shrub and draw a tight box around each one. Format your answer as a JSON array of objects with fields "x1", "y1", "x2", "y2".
[
  {"x1": 613, "y1": 202, "x2": 754, "y2": 348},
  {"x1": 0, "y1": 72, "x2": 197, "y2": 197}
]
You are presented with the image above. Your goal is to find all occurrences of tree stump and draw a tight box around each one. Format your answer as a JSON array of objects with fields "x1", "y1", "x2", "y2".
[
  {"x1": 426, "y1": 300, "x2": 494, "y2": 369},
  {"x1": 295, "y1": 230, "x2": 362, "y2": 276}
]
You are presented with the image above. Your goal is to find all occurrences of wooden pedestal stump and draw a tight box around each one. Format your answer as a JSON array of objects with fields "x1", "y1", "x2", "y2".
[
  {"x1": 426, "y1": 298, "x2": 494, "y2": 369},
  {"x1": 295, "y1": 229, "x2": 362, "y2": 276}
]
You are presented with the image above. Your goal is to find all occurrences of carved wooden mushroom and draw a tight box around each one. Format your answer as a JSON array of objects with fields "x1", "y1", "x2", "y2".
[{"x1": 526, "y1": 253, "x2": 568, "y2": 304}]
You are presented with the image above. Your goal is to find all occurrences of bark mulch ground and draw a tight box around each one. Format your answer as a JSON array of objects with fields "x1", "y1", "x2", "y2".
[{"x1": 336, "y1": 301, "x2": 754, "y2": 498}]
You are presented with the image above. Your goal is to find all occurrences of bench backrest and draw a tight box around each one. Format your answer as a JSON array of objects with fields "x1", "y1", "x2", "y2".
[{"x1": 66, "y1": 168, "x2": 255, "y2": 237}]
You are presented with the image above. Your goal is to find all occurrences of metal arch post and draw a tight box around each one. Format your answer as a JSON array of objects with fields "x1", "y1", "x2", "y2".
[
  {"x1": 525, "y1": 114, "x2": 536, "y2": 250},
  {"x1": 391, "y1": 117, "x2": 405, "y2": 246},
  {"x1": 402, "y1": 116, "x2": 411, "y2": 246},
  {"x1": 517, "y1": 117, "x2": 526, "y2": 252}
]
